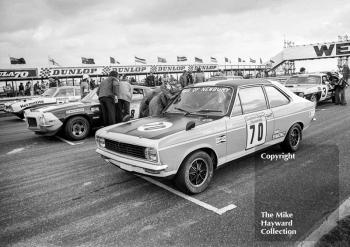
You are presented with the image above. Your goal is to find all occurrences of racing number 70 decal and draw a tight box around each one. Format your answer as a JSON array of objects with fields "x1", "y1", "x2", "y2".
[{"x1": 246, "y1": 116, "x2": 267, "y2": 149}]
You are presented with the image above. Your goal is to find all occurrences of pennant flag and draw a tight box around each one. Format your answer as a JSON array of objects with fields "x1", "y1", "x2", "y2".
[
  {"x1": 177, "y1": 56, "x2": 187, "y2": 62},
  {"x1": 260, "y1": 58, "x2": 263, "y2": 64},
  {"x1": 210, "y1": 57, "x2": 217, "y2": 63},
  {"x1": 250, "y1": 58, "x2": 256, "y2": 63},
  {"x1": 157, "y1": 57, "x2": 167, "y2": 63},
  {"x1": 135, "y1": 56, "x2": 146, "y2": 64},
  {"x1": 270, "y1": 59, "x2": 275, "y2": 63},
  {"x1": 110, "y1": 57, "x2": 116, "y2": 64},
  {"x1": 238, "y1": 57, "x2": 242, "y2": 63},
  {"x1": 82, "y1": 57, "x2": 95, "y2": 64},
  {"x1": 10, "y1": 57, "x2": 26, "y2": 64},
  {"x1": 195, "y1": 57, "x2": 203, "y2": 63},
  {"x1": 225, "y1": 57, "x2": 229, "y2": 63},
  {"x1": 48, "y1": 56, "x2": 60, "y2": 66}
]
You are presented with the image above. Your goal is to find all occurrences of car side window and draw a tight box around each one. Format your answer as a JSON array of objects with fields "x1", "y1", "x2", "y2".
[
  {"x1": 55, "y1": 88, "x2": 67, "y2": 97},
  {"x1": 239, "y1": 86, "x2": 267, "y2": 114},
  {"x1": 75, "y1": 88, "x2": 81, "y2": 96},
  {"x1": 264, "y1": 86, "x2": 290, "y2": 108},
  {"x1": 132, "y1": 88, "x2": 144, "y2": 100},
  {"x1": 231, "y1": 94, "x2": 243, "y2": 117}
]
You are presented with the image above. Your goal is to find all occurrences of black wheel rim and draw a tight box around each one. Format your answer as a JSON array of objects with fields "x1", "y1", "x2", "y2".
[
  {"x1": 188, "y1": 158, "x2": 208, "y2": 187},
  {"x1": 71, "y1": 120, "x2": 87, "y2": 137},
  {"x1": 290, "y1": 128, "x2": 300, "y2": 147}
]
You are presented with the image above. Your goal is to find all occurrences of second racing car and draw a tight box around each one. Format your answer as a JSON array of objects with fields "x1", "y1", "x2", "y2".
[{"x1": 25, "y1": 85, "x2": 152, "y2": 140}]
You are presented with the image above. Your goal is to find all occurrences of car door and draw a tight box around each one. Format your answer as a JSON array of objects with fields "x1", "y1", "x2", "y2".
[
  {"x1": 263, "y1": 85, "x2": 292, "y2": 142},
  {"x1": 225, "y1": 86, "x2": 274, "y2": 161}
]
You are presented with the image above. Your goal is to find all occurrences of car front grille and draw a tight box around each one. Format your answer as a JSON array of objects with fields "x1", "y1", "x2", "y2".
[
  {"x1": 27, "y1": 117, "x2": 37, "y2": 127},
  {"x1": 105, "y1": 139, "x2": 146, "y2": 159}
]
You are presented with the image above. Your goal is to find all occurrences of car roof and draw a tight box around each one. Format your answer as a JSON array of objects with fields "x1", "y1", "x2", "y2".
[{"x1": 189, "y1": 78, "x2": 272, "y2": 88}]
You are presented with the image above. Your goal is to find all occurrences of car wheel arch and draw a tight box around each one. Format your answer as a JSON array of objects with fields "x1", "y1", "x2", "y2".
[{"x1": 179, "y1": 146, "x2": 218, "y2": 171}]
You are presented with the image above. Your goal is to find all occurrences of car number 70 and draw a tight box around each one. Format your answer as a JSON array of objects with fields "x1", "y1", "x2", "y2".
[{"x1": 246, "y1": 116, "x2": 267, "y2": 149}]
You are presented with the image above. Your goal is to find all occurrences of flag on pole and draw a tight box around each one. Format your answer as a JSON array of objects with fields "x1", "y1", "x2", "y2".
[
  {"x1": 82, "y1": 57, "x2": 95, "y2": 64},
  {"x1": 238, "y1": 57, "x2": 242, "y2": 63},
  {"x1": 110, "y1": 57, "x2": 115, "y2": 64},
  {"x1": 48, "y1": 56, "x2": 60, "y2": 66},
  {"x1": 260, "y1": 58, "x2": 263, "y2": 64},
  {"x1": 157, "y1": 57, "x2": 167, "y2": 63},
  {"x1": 177, "y1": 56, "x2": 187, "y2": 62},
  {"x1": 250, "y1": 58, "x2": 256, "y2": 63},
  {"x1": 210, "y1": 57, "x2": 217, "y2": 63},
  {"x1": 195, "y1": 57, "x2": 203, "y2": 63},
  {"x1": 135, "y1": 56, "x2": 146, "y2": 64},
  {"x1": 10, "y1": 57, "x2": 26, "y2": 64}
]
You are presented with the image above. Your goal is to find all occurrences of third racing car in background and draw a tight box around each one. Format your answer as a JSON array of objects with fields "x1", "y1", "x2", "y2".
[{"x1": 284, "y1": 73, "x2": 335, "y2": 105}]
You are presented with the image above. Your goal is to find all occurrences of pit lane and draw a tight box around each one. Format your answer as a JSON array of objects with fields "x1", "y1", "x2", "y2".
[{"x1": 0, "y1": 93, "x2": 349, "y2": 246}]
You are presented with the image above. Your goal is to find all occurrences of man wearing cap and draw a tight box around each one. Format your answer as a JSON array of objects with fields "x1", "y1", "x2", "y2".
[
  {"x1": 80, "y1": 74, "x2": 90, "y2": 99},
  {"x1": 97, "y1": 71, "x2": 119, "y2": 126}
]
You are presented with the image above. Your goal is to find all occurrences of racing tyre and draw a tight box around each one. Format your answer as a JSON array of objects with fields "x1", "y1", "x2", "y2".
[
  {"x1": 175, "y1": 151, "x2": 214, "y2": 194},
  {"x1": 65, "y1": 116, "x2": 90, "y2": 141},
  {"x1": 281, "y1": 123, "x2": 302, "y2": 152},
  {"x1": 310, "y1": 94, "x2": 318, "y2": 106}
]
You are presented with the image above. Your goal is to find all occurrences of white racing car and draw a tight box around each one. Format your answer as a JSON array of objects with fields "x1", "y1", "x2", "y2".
[{"x1": 4, "y1": 86, "x2": 81, "y2": 119}]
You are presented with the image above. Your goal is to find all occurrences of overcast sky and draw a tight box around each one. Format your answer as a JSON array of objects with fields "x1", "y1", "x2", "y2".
[{"x1": 0, "y1": 0, "x2": 349, "y2": 71}]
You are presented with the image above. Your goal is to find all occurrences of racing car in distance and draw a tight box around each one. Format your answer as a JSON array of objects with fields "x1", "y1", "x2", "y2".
[
  {"x1": 284, "y1": 73, "x2": 335, "y2": 105},
  {"x1": 25, "y1": 85, "x2": 152, "y2": 141},
  {"x1": 95, "y1": 79, "x2": 316, "y2": 194},
  {"x1": 4, "y1": 86, "x2": 81, "y2": 119}
]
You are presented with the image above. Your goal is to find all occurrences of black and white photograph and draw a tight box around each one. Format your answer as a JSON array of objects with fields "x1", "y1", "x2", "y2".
[{"x1": 0, "y1": 0, "x2": 349, "y2": 246}]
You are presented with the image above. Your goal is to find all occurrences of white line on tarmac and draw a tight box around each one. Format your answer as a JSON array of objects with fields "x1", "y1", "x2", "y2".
[
  {"x1": 7, "y1": 147, "x2": 25, "y2": 155},
  {"x1": 297, "y1": 196, "x2": 350, "y2": 247},
  {"x1": 137, "y1": 175, "x2": 237, "y2": 215},
  {"x1": 56, "y1": 136, "x2": 84, "y2": 146}
]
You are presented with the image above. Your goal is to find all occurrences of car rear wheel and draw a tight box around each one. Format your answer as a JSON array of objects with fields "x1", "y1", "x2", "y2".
[
  {"x1": 281, "y1": 123, "x2": 302, "y2": 152},
  {"x1": 65, "y1": 116, "x2": 90, "y2": 141},
  {"x1": 175, "y1": 151, "x2": 214, "y2": 194}
]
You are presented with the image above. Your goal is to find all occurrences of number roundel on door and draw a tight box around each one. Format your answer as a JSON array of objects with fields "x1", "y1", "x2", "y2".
[{"x1": 245, "y1": 116, "x2": 267, "y2": 149}]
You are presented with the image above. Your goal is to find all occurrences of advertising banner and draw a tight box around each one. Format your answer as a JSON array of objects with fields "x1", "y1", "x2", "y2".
[{"x1": 0, "y1": 69, "x2": 37, "y2": 78}]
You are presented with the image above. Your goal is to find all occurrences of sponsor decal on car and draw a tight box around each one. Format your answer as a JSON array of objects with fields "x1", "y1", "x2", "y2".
[
  {"x1": 216, "y1": 135, "x2": 226, "y2": 144},
  {"x1": 272, "y1": 129, "x2": 286, "y2": 139},
  {"x1": 66, "y1": 108, "x2": 85, "y2": 114}
]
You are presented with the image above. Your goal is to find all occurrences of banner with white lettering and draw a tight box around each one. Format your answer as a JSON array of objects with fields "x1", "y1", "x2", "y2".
[{"x1": 0, "y1": 69, "x2": 37, "y2": 78}]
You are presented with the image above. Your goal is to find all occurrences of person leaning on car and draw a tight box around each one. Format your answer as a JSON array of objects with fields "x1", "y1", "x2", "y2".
[
  {"x1": 97, "y1": 71, "x2": 119, "y2": 126},
  {"x1": 114, "y1": 74, "x2": 132, "y2": 122},
  {"x1": 339, "y1": 64, "x2": 349, "y2": 105}
]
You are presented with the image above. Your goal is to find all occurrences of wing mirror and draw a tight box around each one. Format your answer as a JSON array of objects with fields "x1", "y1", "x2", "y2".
[{"x1": 186, "y1": 121, "x2": 196, "y2": 131}]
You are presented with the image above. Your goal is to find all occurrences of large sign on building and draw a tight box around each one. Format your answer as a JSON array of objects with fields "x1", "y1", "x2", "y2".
[{"x1": 0, "y1": 69, "x2": 37, "y2": 78}]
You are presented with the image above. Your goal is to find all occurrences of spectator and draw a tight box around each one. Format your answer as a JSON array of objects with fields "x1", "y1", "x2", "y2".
[
  {"x1": 97, "y1": 71, "x2": 119, "y2": 126},
  {"x1": 48, "y1": 77, "x2": 57, "y2": 88},
  {"x1": 299, "y1": 67, "x2": 306, "y2": 74},
  {"x1": 115, "y1": 75, "x2": 132, "y2": 122},
  {"x1": 33, "y1": 82, "x2": 40, "y2": 95},
  {"x1": 80, "y1": 74, "x2": 90, "y2": 99},
  {"x1": 194, "y1": 68, "x2": 205, "y2": 83},
  {"x1": 25, "y1": 81, "x2": 31, "y2": 96},
  {"x1": 145, "y1": 73, "x2": 155, "y2": 87},
  {"x1": 18, "y1": 82, "x2": 24, "y2": 96},
  {"x1": 179, "y1": 70, "x2": 188, "y2": 88}
]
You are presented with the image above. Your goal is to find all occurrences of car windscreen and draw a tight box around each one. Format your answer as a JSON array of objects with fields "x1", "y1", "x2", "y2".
[
  {"x1": 42, "y1": 87, "x2": 57, "y2": 96},
  {"x1": 81, "y1": 88, "x2": 99, "y2": 103},
  {"x1": 285, "y1": 75, "x2": 320, "y2": 85},
  {"x1": 166, "y1": 86, "x2": 234, "y2": 116}
]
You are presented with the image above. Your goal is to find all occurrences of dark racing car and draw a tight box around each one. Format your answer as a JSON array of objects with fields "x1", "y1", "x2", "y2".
[{"x1": 25, "y1": 85, "x2": 151, "y2": 140}]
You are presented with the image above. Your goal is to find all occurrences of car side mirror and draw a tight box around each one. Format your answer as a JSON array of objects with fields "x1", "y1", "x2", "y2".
[{"x1": 186, "y1": 121, "x2": 196, "y2": 131}]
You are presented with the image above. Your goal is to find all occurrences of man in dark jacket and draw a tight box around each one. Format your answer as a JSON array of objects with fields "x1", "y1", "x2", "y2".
[
  {"x1": 97, "y1": 71, "x2": 119, "y2": 126},
  {"x1": 339, "y1": 64, "x2": 349, "y2": 105}
]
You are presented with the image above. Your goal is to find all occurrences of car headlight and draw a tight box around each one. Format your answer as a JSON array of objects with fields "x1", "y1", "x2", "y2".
[
  {"x1": 96, "y1": 136, "x2": 105, "y2": 148},
  {"x1": 145, "y1": 147, "x2": 158, "y2": 162},
  {"x1": 38, "y1": 112, "x2": 57, "y2": 126}
]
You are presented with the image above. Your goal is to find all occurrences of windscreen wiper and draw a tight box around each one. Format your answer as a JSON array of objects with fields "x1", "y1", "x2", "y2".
[
  {"x1": 195, "y1": 109, "x2": 223, "y2": 113},
  {"x1": 174, "y1": 107, "x2": 193, "y2": 116}
]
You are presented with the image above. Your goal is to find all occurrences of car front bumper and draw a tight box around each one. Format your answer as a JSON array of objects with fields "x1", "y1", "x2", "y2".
[
  {"x1": 96, "y1": 148, "x2": 175, "y2": 177},
  {"x1": 25, "y1": 112, "x2": 63, "y2": 135}
]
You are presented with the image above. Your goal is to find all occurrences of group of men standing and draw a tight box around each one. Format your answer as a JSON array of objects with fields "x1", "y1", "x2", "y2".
[{"x1": 97, "y1": 71, "x2": 132, "y2": 126}]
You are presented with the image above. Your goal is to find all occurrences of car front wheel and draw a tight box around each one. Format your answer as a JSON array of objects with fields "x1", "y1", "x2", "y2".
[
  {"x1": 65, "y1": 116, "x2": 90, "y2": 141},
  {"x1": 175, "y1": 151, "x2": 214, "y2": 194},
  {"x1": 281, "y1": 123, "x2": 302, "y2": 152}
]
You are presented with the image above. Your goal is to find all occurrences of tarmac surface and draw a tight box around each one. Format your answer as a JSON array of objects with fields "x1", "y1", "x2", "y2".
[{"x1": 0, "y1": 91, "x2": 349, "y2": 247}]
